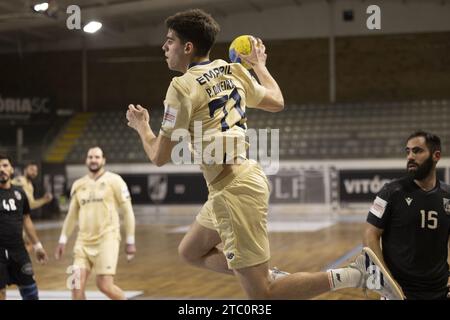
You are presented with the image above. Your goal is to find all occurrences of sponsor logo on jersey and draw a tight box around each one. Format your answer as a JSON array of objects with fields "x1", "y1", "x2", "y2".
[
  {"x1": 370, "y1": 196, "x2": 387, "y2": 218},
  {"x1": 121, "y1": 186, "x2": 131, "y2": 200},
  {"x1": 14, "y1": 190, "x2": 22, "y2": 201},
  {"x1": 226, "y1": 252, "x2": 235, "y2": 260},
  {"x1": 195, "y1": 65, "x2": 232, "y2": 85},
  {"x1": 405, "y1": 197, "x2": 413, "y2": 206},
  {"x1": 80, "y1": 197, "x2": 103, "y2": 206},
  {"x1": 162, "y1": 106, "x2": 178, "y2": 128}
]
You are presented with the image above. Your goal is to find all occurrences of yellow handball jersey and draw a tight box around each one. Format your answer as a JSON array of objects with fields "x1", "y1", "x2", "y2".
[
  {"x1": 62, "y1": 171, "x2": 132, "y2": 244},
  {"x1": 159, "y1": 59, "x2": 266, "y2": 184},
  {"x1": 12, "y1": 176, "x2": 47, "y2": 210}
]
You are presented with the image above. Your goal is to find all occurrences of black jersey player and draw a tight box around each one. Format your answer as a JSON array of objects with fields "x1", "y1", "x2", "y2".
[
  {"x1": 364, "y1": 131, "x2": 450, "y2": 299},
  {"x1": 0, "y1": 155, "x2": 48, "y2": 300}
]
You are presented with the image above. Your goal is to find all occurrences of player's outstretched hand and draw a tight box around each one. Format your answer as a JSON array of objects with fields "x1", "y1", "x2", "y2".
[
  {"x1": 125, "y1": 244, "x2": 136, "y2": 262},
  {"x1": 35, "y1": 247, "x2": 49, "y2": 265},
  {"x1": 126, "y1": 104, "x2": 150, "y2": 133},
  {"x1": 238, "y1": 37, "x2": 267, "y2": 70},
  {"x1": 44, "y1": 192, "x2": 53, "y2": 203}
]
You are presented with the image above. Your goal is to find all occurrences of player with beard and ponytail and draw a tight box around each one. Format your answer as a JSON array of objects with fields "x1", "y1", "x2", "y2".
[
  {"x1": 364, "y1": 131, "x2": 450, "y2": 299},
  {"x1": 55, "y1": 147, "x2": 136, "y2": 300}
]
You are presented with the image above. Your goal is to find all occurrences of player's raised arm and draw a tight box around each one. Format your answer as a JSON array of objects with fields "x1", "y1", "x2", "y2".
[{"x1": 239, "y1": 38, "x2": 284, "y2": 112}]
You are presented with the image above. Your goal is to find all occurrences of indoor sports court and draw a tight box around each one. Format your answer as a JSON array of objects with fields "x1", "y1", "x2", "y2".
[{"x1": 1, "y1": 0, "x2": 449, "y2": 300}]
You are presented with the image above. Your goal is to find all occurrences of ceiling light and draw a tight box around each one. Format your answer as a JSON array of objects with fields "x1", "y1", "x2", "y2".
[
  {"x1": 83, "y1": 21, "x2": 102, "y2": 33},
  {"x1": 33, "y1": 2, "x2": 49, "y2": 12}
]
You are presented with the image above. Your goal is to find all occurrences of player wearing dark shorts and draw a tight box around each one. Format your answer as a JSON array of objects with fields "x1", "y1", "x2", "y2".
[{"x1": 0, "y1": 155, "x2": 48, "y2": 300}]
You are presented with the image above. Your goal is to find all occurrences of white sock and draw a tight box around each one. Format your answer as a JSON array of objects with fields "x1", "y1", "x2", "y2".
[
  {"x1": 269, "y1": 269, "x2": 290, "y2": 281},
  {"x1": 327, "y1": 268, "x2": 362, "y2": 291}
]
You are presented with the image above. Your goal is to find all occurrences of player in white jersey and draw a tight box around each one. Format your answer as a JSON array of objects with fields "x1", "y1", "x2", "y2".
[{"x1": 126, "y1": 9, "x2": 403, "y2": 299}]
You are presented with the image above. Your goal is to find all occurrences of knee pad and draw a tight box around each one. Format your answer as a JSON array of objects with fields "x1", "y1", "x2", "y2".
[{"x1": 19, "y1": 283, "x2": 39, "y2": 300}]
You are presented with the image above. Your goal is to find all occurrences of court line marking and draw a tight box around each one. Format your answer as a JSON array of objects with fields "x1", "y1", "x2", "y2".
[
  {"x1": 34, "y1": 221, "x2": 64, "y2": 230},
  {"x1": 321, "y1": 244, "x2": 363, "y2": 271}
]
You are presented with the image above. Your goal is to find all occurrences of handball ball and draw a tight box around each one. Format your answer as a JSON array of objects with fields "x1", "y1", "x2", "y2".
[{"x1": 229, "y1": 35, "x2": 256, "y2": 69}]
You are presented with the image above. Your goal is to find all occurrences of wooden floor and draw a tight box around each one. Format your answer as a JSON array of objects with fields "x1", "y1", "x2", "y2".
[{"x1": 25, "y1": 219, "x2": 383, "y2": 300}]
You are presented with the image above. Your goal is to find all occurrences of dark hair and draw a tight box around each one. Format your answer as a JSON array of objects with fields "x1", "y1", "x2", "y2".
[
  {"x1": 165, "y1": 9, "x2": 220, "y2": 57},
  {"x1": 0, "y1": 154, "x2": 13, "y2": 166},
  {"x1": 24, "y1": 161, "x2": 38, "y2": 169},
  {"x1": 406, "y1": 131, "x2": 441, "y2": 154},
  {"x1": 87, "y1": 146, "x2": 105, "y2": 158}
]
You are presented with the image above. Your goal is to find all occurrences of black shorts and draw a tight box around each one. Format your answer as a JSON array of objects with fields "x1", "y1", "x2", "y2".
[{"x1": 0, "y1": 246, "x2": 35, "y2": 289}]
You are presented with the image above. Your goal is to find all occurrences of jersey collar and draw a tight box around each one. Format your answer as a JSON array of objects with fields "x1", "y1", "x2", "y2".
[
  {"x1": 89, "y1": 170, "x2": 107, "y2": 182},
  {"x1": 188, "y1": 60, "x2": 211, "y2": 69},
  {"x1": 412, "y1": 178, "x2": 440, "y2": 194}
]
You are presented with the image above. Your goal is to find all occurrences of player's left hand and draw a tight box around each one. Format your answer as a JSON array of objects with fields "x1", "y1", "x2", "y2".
[
  {"x1": 125, "y1": 244, "x2": 136, "y2": 262},
  {"x1": 238, "y1": 37, "x2": 267, "y2": 70},
  {"x1": 126, "y1": 104, "x2": 150, "y2": 133},
  {"x1": 44, "y1": 192, "x2": 53, "y2": 203},
  {"x1": 35, "y1": 248, "x2": 49, "y2": 265}
]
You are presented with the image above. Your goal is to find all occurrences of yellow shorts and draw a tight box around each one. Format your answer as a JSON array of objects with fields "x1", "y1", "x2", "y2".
[
  {"x1": 73, "y1": 233, "x2": 120, "y2": 275},
  {"x1": 196, "y1": 160, "x2": 271, "y2": 269}
]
